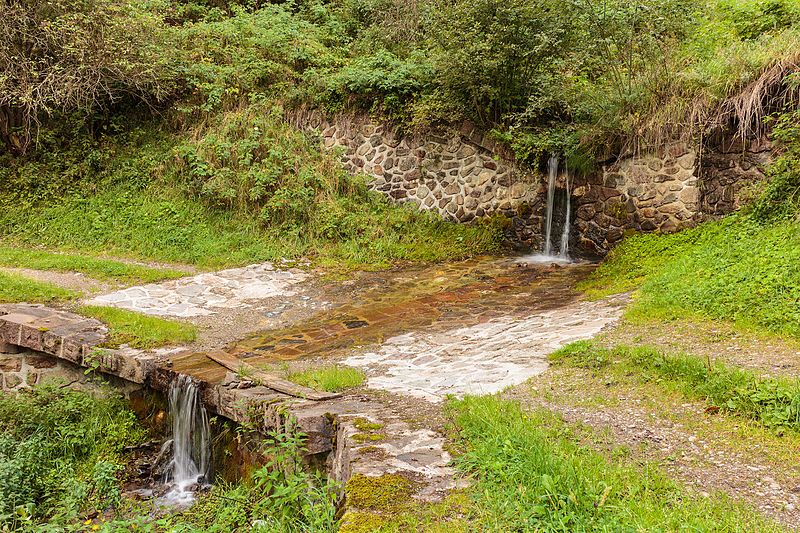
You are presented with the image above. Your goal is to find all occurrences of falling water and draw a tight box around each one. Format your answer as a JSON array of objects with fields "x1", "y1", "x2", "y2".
[
  {"x1": 542, "y1": 154, "x2": 559, "y2": 256},
  {"x1": 158, "y1": 375, "x2": 211, "y2": 508},
  {"x1": 558, "y1": 166, "x2": 571, "y2": 259},
  {"x1": 517, "y1": 154, "x2": 572, "y2": 264}
]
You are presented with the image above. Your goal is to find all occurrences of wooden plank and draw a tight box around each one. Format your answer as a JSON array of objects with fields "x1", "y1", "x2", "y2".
[{"x1": 205, "y1": 350, "x2": 341, "y2": 401}]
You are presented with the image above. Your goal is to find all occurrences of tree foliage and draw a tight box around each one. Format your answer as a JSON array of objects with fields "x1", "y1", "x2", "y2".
[{"x1": 0, "y1": 0, "x2": 178, "y2": 155}]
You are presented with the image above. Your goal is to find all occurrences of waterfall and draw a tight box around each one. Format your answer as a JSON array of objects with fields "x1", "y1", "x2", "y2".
[
  {"x1": 158, "y1": 375, "x2": 211, "y2": 507},
  {"x1": 517, "y1": 154, "x2": 572, "y2": 264},
  {"x1": 542, "y1": 155, "x2": 558, "y2": 256},
  {"x1": 558, "y1": 166, "x2": 571, "y2": 259}
]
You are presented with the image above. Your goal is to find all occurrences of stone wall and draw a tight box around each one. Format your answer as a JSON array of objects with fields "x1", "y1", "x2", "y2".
[
  {"x1": 293, "y1": 111, "x2": 771, "y2": 255},
  {"x1": 293, "y1": 112, "x2": 545, "y2": 248},
  {"x1": 574, "y1": 144, "x2": 701, "y2": 255},
  {"x1": 0, "y1": 344, "x2": 86, "y2": 391},
  {"x1": 700, "y1": 135, "x2": 772, "y2": 215},
  {"x1": 573, "y1": 138, "x2": 770, "y2": 255}
]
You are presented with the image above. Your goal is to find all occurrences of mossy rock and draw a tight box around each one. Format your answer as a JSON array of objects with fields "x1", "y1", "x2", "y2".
[
  {"x1": 345, "y1": 473, "x2": 417, "y2": 513},
  {"x1": 338, "y1": 511, "x2": 392, "y2": 533}
]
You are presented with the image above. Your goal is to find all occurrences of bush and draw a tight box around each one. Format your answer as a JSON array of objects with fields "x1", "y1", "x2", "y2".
[{"x1": 0, "y1": 386, "x2": 148, "y2": 526}]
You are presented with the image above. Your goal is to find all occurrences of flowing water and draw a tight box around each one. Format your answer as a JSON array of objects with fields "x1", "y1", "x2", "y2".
[
  {"x1": 518, "y1": 154, "x2": 572, "y2": 264},
  {"x1": 542, "y1": 154, "x2": 559, "y2": 256},
  {"x1": 158, "y1": 375, "x2": 211, "y2": 508}
]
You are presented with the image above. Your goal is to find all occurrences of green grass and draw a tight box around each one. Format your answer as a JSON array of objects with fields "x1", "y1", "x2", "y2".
[
  {"x1": 0, "y1": 245, "x2": 188, "y2": 283},
  {"x1": 287, "y1": 365, "x2": 366, "y2": 392},
  {"x1": 581, "y1": 215, "x2": 800, "y2": 339},
  {"x1": 78, "y1": 305, "x2": 197, "y2": 349},
  {"x1": 0, "y1": 271, "x2": 77, "y2": 303},
  {"x1": 447, "y1": 394, "x2": 782, "y2": 532},
  {"x1": 552, "y1": 341, "x2": 800, "y2": 433}
]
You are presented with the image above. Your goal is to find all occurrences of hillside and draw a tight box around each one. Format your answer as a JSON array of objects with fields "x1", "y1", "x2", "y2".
[{"x1": 2, "y1": 0, "x2": 800, "y2": 531}]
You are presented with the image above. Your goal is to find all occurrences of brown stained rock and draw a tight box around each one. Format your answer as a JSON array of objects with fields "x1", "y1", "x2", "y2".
[
  {"x1": 26, "y1": 355, "x2": 57, "y2": 369},
  {"x1": 4, "y1": 373, "x2": 22, "y2": 388},
  {"x1": 25, "y1": 372, "x2": 39, "y2": 386},
  {"x1": 0, "y1": 355, "x2": 22, "y2": 372}
]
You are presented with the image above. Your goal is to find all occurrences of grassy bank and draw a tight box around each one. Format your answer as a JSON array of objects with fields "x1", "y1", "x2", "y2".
[
  {"x1": 447, "y1": 395, "x2": 781, "y2": 531},
  {"x1": 0, "y1": 271, "x2": 77, "y2": 304},
  {"x1": 0, "y1": 387, "x2": 149, "y2": 528},
  {"x1": 552, "y1": 341, "x2": 800, "y2": 433},
  {"x1": 0, "y1": 104, "x2": 503, "y2": 273}
]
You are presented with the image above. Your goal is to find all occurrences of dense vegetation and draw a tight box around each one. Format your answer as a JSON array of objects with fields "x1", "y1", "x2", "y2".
[
  {"x1": 2, "y1": 0, "x2": 799, "y2": 270},
  {"x1": 0, "y1": 387, "x2": 149, "y2": 527}
]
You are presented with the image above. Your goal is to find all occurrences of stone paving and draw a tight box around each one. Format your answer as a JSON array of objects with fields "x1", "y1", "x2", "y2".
[
  {"x1": 342, "y1": 298, "x2": 624, "y2": 402},
  {"x1": 85, "y1": 263, "x2": 309, "y2": 317}
]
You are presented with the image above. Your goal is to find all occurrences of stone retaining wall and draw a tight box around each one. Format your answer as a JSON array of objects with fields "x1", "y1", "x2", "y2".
[
  {"x1": 293, "y1": 111, "x2": 770, "y2": 255},
  {"x1": 0, "y1": 346, "x2": 86, "y2": 391},
  {"x1": 293, "y1": 112, "x2": 545, "y2": 248}
]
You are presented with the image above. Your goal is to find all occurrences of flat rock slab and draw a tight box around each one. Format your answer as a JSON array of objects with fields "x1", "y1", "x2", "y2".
[
  {"x1": 343, "y1": 296, "x2": 625, "y2": 401},
  {"x1": 85, "y1": 263, "x2": 309, "y2": 317},
  {"x1": 0, "y1": 303, "x2": 107, "y2": 363}
]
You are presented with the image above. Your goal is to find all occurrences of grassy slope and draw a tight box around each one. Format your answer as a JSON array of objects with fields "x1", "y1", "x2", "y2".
[
  {"x1": 447, "y1": 395, "x2": 780, "y2": 531},
  {"x1": 581, "y1": 215, "x2": 800, "y2": 339},
  {"x1": 0, "y1": 116, "x2": 502, "y2": 272}
]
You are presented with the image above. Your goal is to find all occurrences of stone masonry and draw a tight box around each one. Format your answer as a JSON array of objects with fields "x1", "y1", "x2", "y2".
[
  {"x1": 292, "y1": 112, "x2": 544, "y2": 248},
  {"x1": 292, "y1": 111, "x2": 771, "y2": 256}
]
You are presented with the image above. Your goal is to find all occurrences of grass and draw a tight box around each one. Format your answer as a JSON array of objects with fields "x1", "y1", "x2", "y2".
[
  {"x1": 447, "y1": 394, "x2": 782, "y2": 532},
  {"x1": 552, "y1": 341, "x2": 800, "y2": 433},
  {"x1": 580, "y1": 214, "x2": 800, "y2": 339},
  {"x1": 78, "y1": 305, "x2": 197, "y2": 349},
  {"x1": 0, "y1": 108, "x2": 504, "y2": 273},
  {"x1": 0, "y1": 386, "x2": 149, "y2": 526},
  {"x1": 287, "y1": 365, "x2": 366, "y2": 392},
  {"x1": 0, "y1": 271, "x2": 77, "y2": 303},
  {"x1": 0, "y1": 245, "x2": 189, "y2": 283}
]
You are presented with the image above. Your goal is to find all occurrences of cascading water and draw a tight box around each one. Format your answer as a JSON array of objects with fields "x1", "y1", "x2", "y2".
[
  {"x1": 557, "y1": 167, "x2": 571, "y2": 259},
  {"x1": 518, "y1": 154, "x2": 572, "y2": 264},
  {"x1": 542, "y1": 154, "x2": 559, "y2": 256},
  {"x1": 157, "y1": 375, "x2": 211, "y2": 508}
]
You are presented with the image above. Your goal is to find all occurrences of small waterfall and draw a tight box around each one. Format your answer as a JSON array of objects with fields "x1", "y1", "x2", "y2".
[
  {"x1": 557, "y1": 167, "x2": 571, "y2": 259},
  {"x1": 516, "y1": 154, "x2": 572, "y2": 264},
  {"x1": 542, "y1": 155, "x2": 559, "y2": 256},
  {"x1": 158, "y1": 375, "x2": 211, "y2": 507}
]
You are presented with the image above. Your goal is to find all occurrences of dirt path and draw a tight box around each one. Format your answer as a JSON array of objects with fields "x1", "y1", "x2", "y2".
[
  {"x1": 1, "y1": 267, "x2": 116, "y2": 294},
  {"x1": 506, "y1": 319, "x2": 800, "y2": 530}
]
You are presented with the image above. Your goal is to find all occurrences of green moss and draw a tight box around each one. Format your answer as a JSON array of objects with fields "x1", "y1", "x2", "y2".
[
  {"x1": 352, "y1": 432, "x2": 386, "y2": 443},
  {"x1": 345, "y1": 474, "x2": 416, "y2": 512},
  {"x1": 352, "y1": 417, "x2": 385, "y2": 432},
  {"x1": 338, "y1": 511, "x2": 389, "y2": 533}
]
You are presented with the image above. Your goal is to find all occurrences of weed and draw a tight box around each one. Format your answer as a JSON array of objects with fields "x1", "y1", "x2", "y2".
[{"x1": 287, "y1": 365, "x2": 366, "y2": 392}]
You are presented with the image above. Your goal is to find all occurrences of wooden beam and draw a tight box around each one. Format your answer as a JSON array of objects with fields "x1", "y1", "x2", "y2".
[{"x1": 205, "y1": 350, "x2": 341, "y2": 401}]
